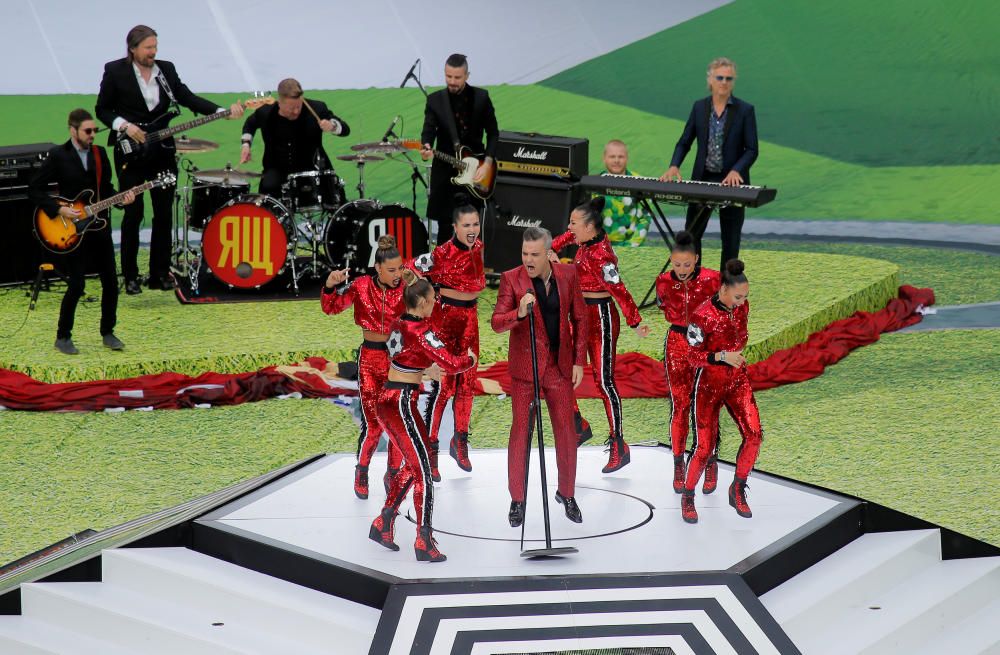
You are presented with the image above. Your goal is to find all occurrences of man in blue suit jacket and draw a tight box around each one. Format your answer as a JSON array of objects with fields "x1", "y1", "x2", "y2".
[{"x1": 661, "y1": 58, "x2": 758, "y2": 270}]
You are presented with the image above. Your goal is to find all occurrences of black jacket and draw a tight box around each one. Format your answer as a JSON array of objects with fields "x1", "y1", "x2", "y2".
[
  {"x1": 241, "y1": 99, "x2": 349, "y2": 173},
  {"x1": 95, "y1": 58, "x2": 220, "y2": 147},
  {"x1": 29, "y1": 141, "x2": 117, "y2": 219},
  {"x1": 421, "y1": 84, "x2": 499, "y2": 159},
  {"x1": 670, "y1": 95, "x2": 758, "y2": 183}
]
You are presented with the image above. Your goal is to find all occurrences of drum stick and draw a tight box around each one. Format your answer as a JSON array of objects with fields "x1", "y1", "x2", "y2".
[{"x1": 301, "y1": 97, "x2": 324, "y2": 125}]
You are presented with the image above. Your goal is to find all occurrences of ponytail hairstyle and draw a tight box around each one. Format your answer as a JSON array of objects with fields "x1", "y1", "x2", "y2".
[
  {"x1": 452, "y1": 203, "x2": 479, "y2": 224},
  {"x1": 671, "y1": 230, "x2": 697, "y2": 255},
  {"x1": 573, "y1": 196, "x2": 606, "y2": 234},
  {"x1": 400, "y1": 268, "x2": 434, "y2": 310},
  {"x1": 374, "y1": 234, "x2": 400, "y2": 265},
  {"x1": 721, "y1": 258, "x2": 748, "y2": 286}
]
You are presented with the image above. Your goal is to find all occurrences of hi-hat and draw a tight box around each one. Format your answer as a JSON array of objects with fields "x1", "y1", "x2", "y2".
[
  {"x1": 350, "y1": 141, "x2": 406, "y2": 154},
  {"x1": 176, "y1": 136, "x2": 219, "y2": 153},
  {"x1": 337, "y1": 154, "x2": 385, "y2": 163}
]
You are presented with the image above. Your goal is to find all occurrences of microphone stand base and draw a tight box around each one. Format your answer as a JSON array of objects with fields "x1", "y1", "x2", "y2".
[{"x1": 520, "y1": 546, "x2": 578, "y2": 559}]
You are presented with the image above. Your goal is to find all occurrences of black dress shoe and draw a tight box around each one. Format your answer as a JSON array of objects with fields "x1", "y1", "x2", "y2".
[
  {"x1": 158, "y1": 275, "x2": 174, "y2": 290},
  {"x1": 54, "y1": 337, "x2": 79, "y2": 355},
  {"x1": 125, "y1": 279, "x2": 142, "y2": 295},
  {"x1": 555, "y1": 491, "x2": 582, "y2": 523},
  {"x1": 508, "y1": 501, "x2": 525, "y2": 527}
]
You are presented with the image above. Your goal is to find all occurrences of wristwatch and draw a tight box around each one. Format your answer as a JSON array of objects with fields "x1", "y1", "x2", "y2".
[{"x1": 720, "y1": 351, "x2": 726, "y2": 362}]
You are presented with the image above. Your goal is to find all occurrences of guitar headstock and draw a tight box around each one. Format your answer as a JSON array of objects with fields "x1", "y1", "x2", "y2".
[{"x1": 244, "y1": 92, "x2": 276, "y2": 110}]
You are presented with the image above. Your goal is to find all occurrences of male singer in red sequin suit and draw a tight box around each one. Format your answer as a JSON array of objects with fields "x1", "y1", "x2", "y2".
[
  {"x1": 321, "y1": 242, "x2": 405, "y2": 499},
  {"x1": 681, "y1": 266, "x2": 762, "y2": 523},
  {"x1": 410, "y1": 206, "x2": 485, "y2": 477},
  {"x1": 550, "y1": 200, "x2": 651, "y2": 474},
  {"x1": 492, "y1": 227, "x2": 589, "y2": 526},
  {"x1": 655, "y1": 247, "x2": 721, "y2": 494}
]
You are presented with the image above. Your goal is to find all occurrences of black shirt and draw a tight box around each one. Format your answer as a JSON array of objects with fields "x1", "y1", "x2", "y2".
[
  {"x1": 273, "y1": 114, "x2": 319, "y2": 173},
  {"x1": 530, "y1": 272, "x2": 561, "y2": 354}
]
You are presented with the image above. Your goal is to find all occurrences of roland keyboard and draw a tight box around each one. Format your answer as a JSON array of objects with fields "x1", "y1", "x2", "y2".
[{"x1": 580, "y1": 174, "x2": 777, "y2": 208}]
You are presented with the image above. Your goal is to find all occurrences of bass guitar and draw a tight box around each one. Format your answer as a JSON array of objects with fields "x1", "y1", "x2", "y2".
[
  {"x1": 115, "y1": 93, "x2": 274, "y2": 165},
  {"x1": 397, "y1": 139, "x2": 496, "y2": 200},
  {"x1": 34, "y1": 172, "x2": 176, "y2": 253}
]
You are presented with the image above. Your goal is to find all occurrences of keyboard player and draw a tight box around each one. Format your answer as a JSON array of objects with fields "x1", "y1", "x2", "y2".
[{"x1": 660, "y1": 57, "x2": 758, "y2": 270}]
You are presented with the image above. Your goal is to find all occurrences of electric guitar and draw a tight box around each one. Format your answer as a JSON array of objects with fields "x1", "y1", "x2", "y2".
[
  {"x1": 115, "y1": 93, "x2": 275, "y2": 165},
  {"x1": 397, "y1": 139, "x2": 496, "y2": 199},
  {"x1": 33, "y1": 172, "x2": 176, "y2": 253}
]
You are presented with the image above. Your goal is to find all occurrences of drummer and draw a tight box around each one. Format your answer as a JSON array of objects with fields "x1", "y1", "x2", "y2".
[{"x1": 239, "y1": 78, "x2": 351, "y2": 196}]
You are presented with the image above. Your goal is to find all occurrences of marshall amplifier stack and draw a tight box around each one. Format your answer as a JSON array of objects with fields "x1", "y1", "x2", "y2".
[
  {"x1": 0, "y1": 143, "x2": 57, "y2": 285},
  {"x1": 485, "y1": 131, "x2": 588, "y2": 274}
]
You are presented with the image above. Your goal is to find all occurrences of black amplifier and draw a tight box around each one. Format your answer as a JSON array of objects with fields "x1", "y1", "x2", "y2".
[
  {"x1": 495, "y1": 131, "x2": 588, "y2": 180},
  {"x1": 0, "y1": 143, "x2": 56, "y2": 194}
]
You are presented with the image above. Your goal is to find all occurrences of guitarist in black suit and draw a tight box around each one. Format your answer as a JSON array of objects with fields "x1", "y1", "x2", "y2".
[
  {"x1": 239, "y1": 77, "x2": 351, "y2": 197},
  {"x1": 29, "y1": 109, "x2": 135, "y2": 355},
  {"x1": 660, "y1": 57, "x2": 759, "y2": 271},
  {"x1": 95, "y1": 24, "x2": 244, "y2": 294},
  {"x1": 420, "y1": 54, "x2": 499, "y2": 245}
]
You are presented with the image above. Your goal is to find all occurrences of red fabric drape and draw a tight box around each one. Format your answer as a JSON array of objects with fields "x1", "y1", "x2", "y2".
[
  {"x1": 0, "y1": 287, "x2": 932, "y2": 411},
  {"x1": 476, "y1": 285, "x2": 934, "y2": 396}
]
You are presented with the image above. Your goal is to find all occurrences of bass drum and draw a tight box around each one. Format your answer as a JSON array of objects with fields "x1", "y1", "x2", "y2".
[
  {"x1": 201, "y1": 195, "x2": 293, "y2": 288},
  {"x1": 324, "y1": 200, "x2": 429, "y2": 274}
]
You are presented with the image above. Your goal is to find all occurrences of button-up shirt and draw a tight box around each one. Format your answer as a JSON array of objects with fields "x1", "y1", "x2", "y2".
[{"x1": 705, "y1": 97, "x2": 733, "y2": 174}]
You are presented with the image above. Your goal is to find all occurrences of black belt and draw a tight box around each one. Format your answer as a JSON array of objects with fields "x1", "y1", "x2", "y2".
[
  {"x1": 361, "y1": 339, "x2": 388, "y2": 350},
  {"x1": 440, "y1": 295, "x2": 478, "y2": 308},
  {"x1": 385, "y1": 380, "x2": 421, "y2": 391},
  {"x1": 669, "y1": 324, "x2": 687, "y2": 334},
  {"x1": 584, "y1": 296, "x2": 612, "y2": 305}
]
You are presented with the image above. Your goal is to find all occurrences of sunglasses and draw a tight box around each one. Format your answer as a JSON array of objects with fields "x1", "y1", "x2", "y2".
[
  {"x1": 76, "y1": 127, "x2": 98, "y2": 135},
  {"x1": 714, "y1": 75, "x2": 735, "y2": 82}
]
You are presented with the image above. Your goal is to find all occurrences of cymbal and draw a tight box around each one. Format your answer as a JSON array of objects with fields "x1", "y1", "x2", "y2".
[
  {"x1": 350, "y1": 141, "x2": 406, "y2": 154},
  {"x1": 192, "y1": 167, "x2": 262, "y2": 184},
  {"x1": 337, "y1": 154, "x2": 385, "y2": 163},
  {"x1": 175, "y1": 136, "x2": 219, "y2": 153}
]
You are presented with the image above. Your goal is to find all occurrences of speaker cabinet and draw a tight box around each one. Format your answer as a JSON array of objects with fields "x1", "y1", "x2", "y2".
[{"x1": 484, "y1": 174, "x2": 586, "y2": 274}]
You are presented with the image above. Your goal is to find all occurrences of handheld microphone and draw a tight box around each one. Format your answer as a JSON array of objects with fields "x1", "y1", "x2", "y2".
[
  {"x1": 381, "y1": 115, "x2": 400, "y2": 142},
  {"x1": 399, "y1": 58, "x2": 420, "y2": 88}
]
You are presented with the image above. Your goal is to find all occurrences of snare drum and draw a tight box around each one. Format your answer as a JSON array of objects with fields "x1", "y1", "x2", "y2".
[
  {"x1": 188, "y1": 175, "x2": 250, "y2": 230},
  {"x1": 201, "y1": 195, "x2": 293, "y2": 288},
  {"x1": 283, "y1": 169, "x2": 345, "y2": 213},
  {"x1": 324, "y1": 200, "x2": 429, "y2": 274}
]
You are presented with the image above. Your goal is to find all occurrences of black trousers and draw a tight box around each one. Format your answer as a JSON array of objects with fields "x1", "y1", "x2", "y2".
[
  {"x1": 56, "y1": 225, "x2": 118, "y2": 339},
  {"x1": 684, "y1": 171, "x2": 745, "y2": 271},
  {"x1": 427, "y1": 180, "x2": 484, "y2": 245},
  {"x1": 115, "y1": 148, "x2": 176, "y2": 283}
]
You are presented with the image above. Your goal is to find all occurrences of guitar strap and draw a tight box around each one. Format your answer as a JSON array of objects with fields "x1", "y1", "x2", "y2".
[
  {"x1": 92, "y1": 146, "x2": 103, "y2": 202},
  {"x1": 156, "y1": 68, "x2": 179, "y2": 110}
]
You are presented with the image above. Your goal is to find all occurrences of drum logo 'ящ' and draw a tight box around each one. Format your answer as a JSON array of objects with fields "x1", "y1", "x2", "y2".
[{"x1": 217, "y1": 214, "x2": 274, "y2": 275}]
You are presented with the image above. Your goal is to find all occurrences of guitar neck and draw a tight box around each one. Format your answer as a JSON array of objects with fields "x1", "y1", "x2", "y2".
[
  {"x1": 433, "y1": 150, "x2": 464, "y2": 168},
  {"x1": 85, "y1": 181, "x2": 156, "y2": 216},
  {"x1": 148, "y1": 108, "x2": 231, "y2": 143}
]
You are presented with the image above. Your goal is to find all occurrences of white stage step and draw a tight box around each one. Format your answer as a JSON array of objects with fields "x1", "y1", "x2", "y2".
[
  {"x1": 761, "y1": 529, "x2": 1000, "y2": 655},
  {"x1": 11, "y1": 547, "x2": 379, "y2": 654},
  {"x1": 761, "y1": 529, "x2": 941, "y2": 633},
  {"x1": 916, "y1": 597, "x2": 1000, "y2": 655},
  {"x1": 0, "y1": 616, "x2": 135, "y2": 655},
  {"x1": 102, "y1": 547, "x2": 378, "y2": 652}
]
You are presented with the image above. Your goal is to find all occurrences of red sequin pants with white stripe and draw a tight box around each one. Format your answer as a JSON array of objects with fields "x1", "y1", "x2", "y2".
[
  {"x1": 585, "y1": 298, "x2": 623, "y2": 441},
  {"x1": 425, "y1": 298, "x2": 480, "y2": 443},
  {"x1": 378, "y1": 382, "x2": 435, "y2": 527},
  {"x1": 357, "y1": 342, "x2": 402, "y2": 470},
  {"x1": 684, "y1": 364, "x2": 763, "y2": 489}
]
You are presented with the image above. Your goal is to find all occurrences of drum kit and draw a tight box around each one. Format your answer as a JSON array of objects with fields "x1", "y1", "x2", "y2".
[{"x1": 170, "y1": 137, "x2": 429, "y2": 296}]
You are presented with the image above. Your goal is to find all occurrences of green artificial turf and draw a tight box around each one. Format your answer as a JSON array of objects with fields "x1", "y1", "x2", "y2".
[
  {"x1": 0, "y1": 397, "x2": 358, "y2": 566},
  {"x1": 542, "y1": 0, "x2": 999, "y2": 168},
  {"x1": 0, "y1": 248, "x2": 897, "y2": 383},
  {"x1": 2, "y1": 86, "x2": 998, "y2": 225}
]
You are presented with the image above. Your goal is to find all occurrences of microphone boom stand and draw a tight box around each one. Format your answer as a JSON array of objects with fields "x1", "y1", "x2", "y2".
[{"x1": 520, "y1": 304, "x2": 578, "y2": 559}]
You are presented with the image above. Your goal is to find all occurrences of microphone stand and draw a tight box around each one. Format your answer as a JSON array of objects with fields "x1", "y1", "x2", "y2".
[
  {"x1": 401, "y1": 60, "x2": 429, "y2": 99},
  {"x1": 520, "y1": 303, "x2": 578, "y2": 559}
]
